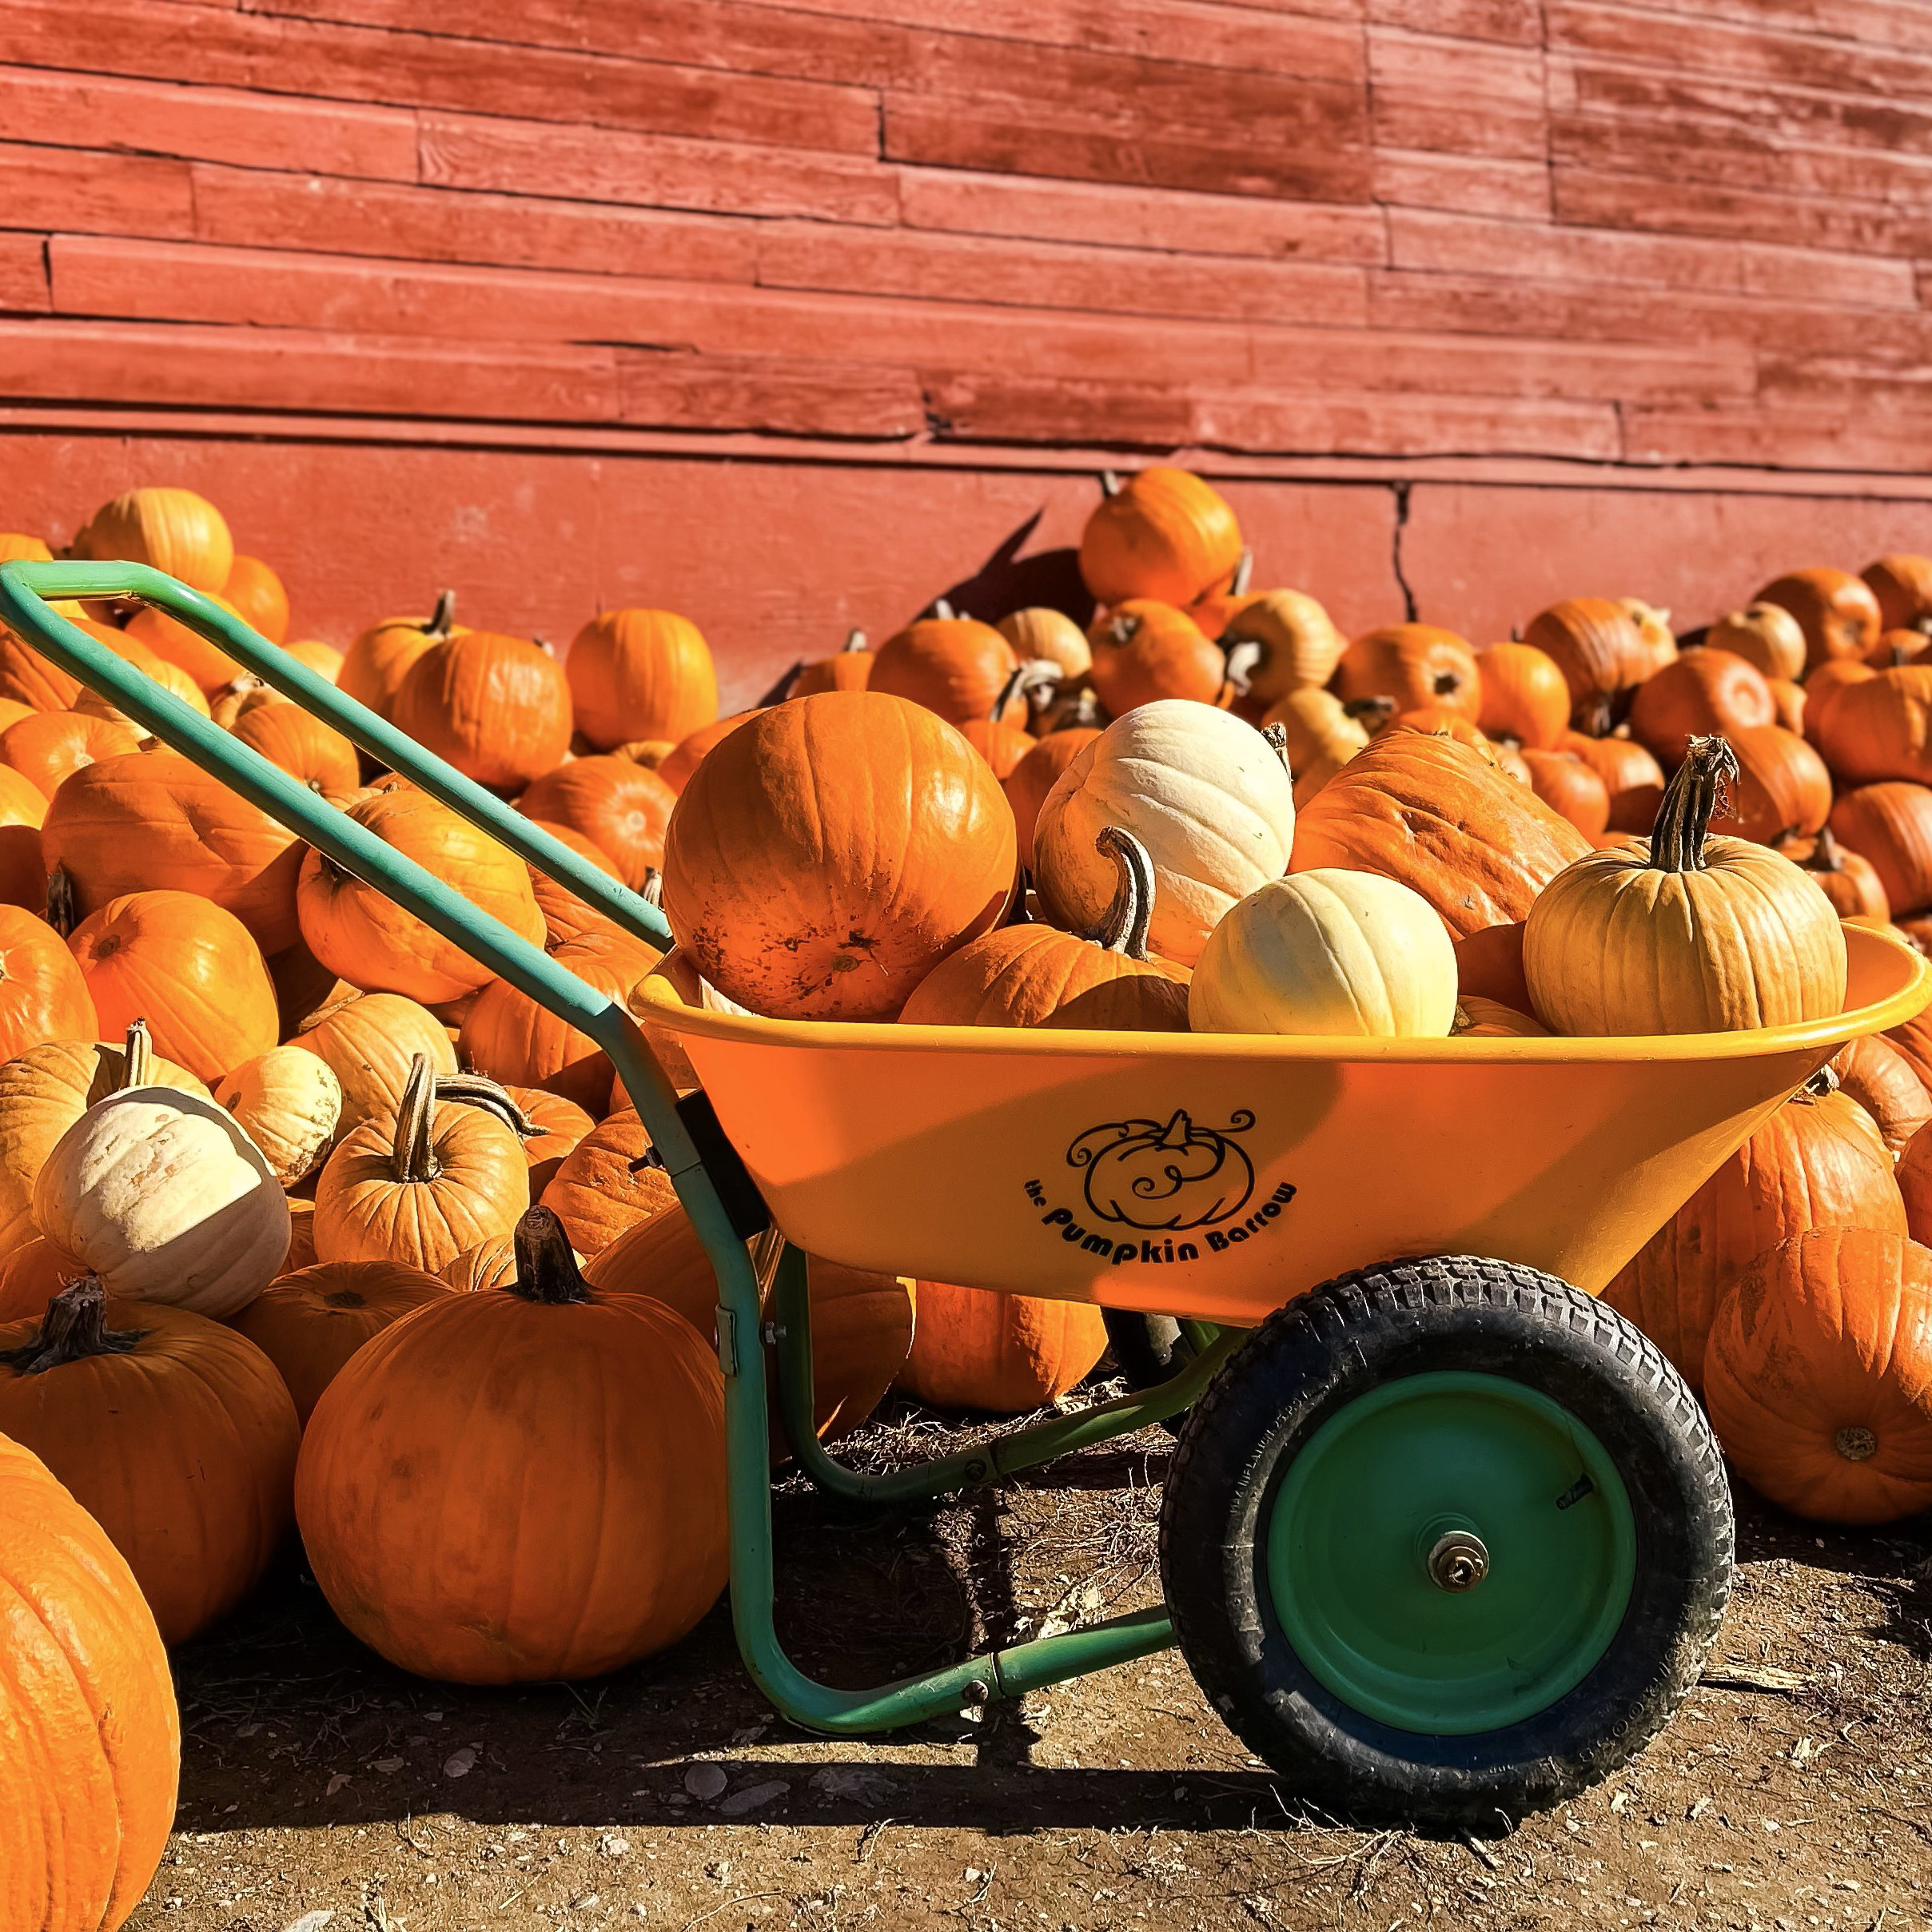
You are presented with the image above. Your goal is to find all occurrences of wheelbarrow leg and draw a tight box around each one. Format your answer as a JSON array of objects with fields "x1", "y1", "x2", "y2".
[{"x1": 767, "y1": 1243, "x2": 1243, "y2": 1507}]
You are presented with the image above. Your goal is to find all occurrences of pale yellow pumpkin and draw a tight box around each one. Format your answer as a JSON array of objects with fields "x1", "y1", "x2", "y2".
[
  {"x1": 996, "y1": 608, "x2": 1092, "y2": 683},
  {"x1": 32, "y1": 1088, "x2": 289, "y2": 1317},
  {"x1": 214, "y1": 1046, "x2": 345, "y2": 1186},
  {"x1": 1034, "y1": 701, "x2": 1296, "y2": 968},
  {"x1": 1221, "y1": 589, "x2": 1348, "y2": 706},
  {"x1": 1189, "y1": 869, "x2": 1457, "y2": 1038},
  {"x1": 1263, "y1": 686, "x2": 1371, "y2": 776}
]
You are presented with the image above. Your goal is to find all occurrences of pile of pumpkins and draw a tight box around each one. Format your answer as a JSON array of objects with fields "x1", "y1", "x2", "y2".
[{"x1": 3, "y1": 474, "x2": 1932, "y2": 1926}]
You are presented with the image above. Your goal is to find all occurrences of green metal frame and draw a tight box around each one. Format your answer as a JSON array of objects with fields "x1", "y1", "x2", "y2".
[{"x1": 0, "y1": 559, "x2": 1217, "y2": 1730}]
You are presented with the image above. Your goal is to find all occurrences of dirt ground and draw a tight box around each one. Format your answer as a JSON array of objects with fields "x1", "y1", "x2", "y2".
[{"x1": 129, "y1": 1379, "x2": 1932, "y2": 1932}]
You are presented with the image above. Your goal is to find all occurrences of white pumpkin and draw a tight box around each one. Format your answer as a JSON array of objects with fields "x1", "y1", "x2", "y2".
[
  {"x1": 215, "y1": 1046, "x2": 345, "y2": 1186},
  {"x1": 1189, "y1": 868, "x2": 1458, "y2": 1038},
  {"x1": 1033, "y1": 700, "x2": 1297, "y2": 967},
  {"x1": 32, "y1": 1087, "x2": 291, "y2": 1317}
]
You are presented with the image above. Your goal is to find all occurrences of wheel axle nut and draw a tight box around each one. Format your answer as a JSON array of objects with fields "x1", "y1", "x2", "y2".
[{"x1": 1427, "y1": 1530, "x2": 1490, "y2": 1592}]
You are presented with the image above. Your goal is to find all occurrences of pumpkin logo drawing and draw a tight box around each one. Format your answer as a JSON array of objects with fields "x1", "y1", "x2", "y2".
[{"x1": 1066, "y1": 1108, "x2": 1256, "y2": 1231}]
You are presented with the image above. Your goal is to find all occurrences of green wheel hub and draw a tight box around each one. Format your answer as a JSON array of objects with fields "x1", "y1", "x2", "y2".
[{"x1": 1265, "y1": 1370, "x2": 1637, "y2": 1735}]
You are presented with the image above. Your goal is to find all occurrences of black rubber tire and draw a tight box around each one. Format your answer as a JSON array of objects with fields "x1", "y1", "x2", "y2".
[
  {"x1": 1159, "y1": 1255, "x2": 1733, "y2": 1830},
  {"x1": 1101, "y1": 1311, "x2": 1199, "y2": 1435}
]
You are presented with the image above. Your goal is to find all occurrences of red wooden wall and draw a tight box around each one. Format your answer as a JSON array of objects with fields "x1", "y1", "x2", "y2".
[{"x1": 4, "y1": 0, "x2": 1932, "y2": 703}]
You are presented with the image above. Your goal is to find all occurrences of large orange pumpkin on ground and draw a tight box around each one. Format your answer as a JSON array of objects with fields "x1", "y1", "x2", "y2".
[
  {"x1": 1704, "y1": 723, "x2": 1832, "y2": 845},
  {"x1": 0, "y1": 1279, "x2": 300, "y2": 1644},
  {"x1": 663, "y1": 691, "x2": 1016, "y2": 1022},
  {"x1": 0, "y1": 904, "x2": 96, "y2": 1062},
  {"x1": 868, "y1": 618, "x2": 1021, "y2": 729},
  {"x1": 1086, "y1": 600, "x2": 1225, "y2": 714},
  {"x1": 289, "y1": 988, "x2": 456, "y2": 1135},
  {"x1": 898, "y1": 1280, "x2": 1106, "y2": 1413},
  {"x1": 1078, "y1": 467, "x2": 1244, "y2": 608},
  {"x1": 0, "y1": 1431, "x2": 179, "y2": 1932},
  {"x1": 295, "y1": 1205, "x2": 727, "y2": 1683},
  {"x1": 1627, "y1": 649, "x2": 1775, "y2": 768},
  {"x1": 518, "y1": 755, "x2": 675, "y2": 893},
  {"x1": 1756, "y1": 568, "x2": 1882, "y2": 671},
  {"x1": 1523, "y1": 598, "x2": 1655, "y2": 730},
  {"x1": 229, "y1": 695, "x2": 361, "y2": 799},
  {"x1": 78, "y1": 486, "x2": 233, "y2": 594},
  {"x1": 655, "y1": 709, "x2": 763, "y2": 795},
  {"x1": 1003, "y1": 727, "x2": 1100, "y2": 874},
  {"x1": 1332, "y1": 624, "x2": 1481, "y2": 722},
  {"x1": 1827, "y1": 782, "x2": 1932, "y2": 917},
  {"x1": 1704, "y1": 1228, "x2": 1932, "y2": 1524},
  {"x1": 393, "y1": 628, "x2": 574, "y2": 792},
  {"x1": 222, "y1": 553, "x2": 289, "y2": 643},
  {"x1": 1811, "y1": 666, "x2": 1932, "y2": 787},
  {"x1": 567, "y1": 608, "x2": 718, "y2": 751},
  {"x1": 337, "y1": 592, "x2": 461, "y2": 723},
  {"x1": 0, "y1": 708, "x2": 140, "y2": 799},
  {"x1": 537, "y1": 1106, "x2": 678, "y2": 1256},
  {"x1": 1833, "y1": 1033, "x2": 1930, "y2": 1159}
]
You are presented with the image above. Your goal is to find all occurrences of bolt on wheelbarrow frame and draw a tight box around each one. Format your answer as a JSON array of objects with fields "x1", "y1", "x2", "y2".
[{"x1": 0, "y1": 557, "x2": 1235, "y2": 1731}]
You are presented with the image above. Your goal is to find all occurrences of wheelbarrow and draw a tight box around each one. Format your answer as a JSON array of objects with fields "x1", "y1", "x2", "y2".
[{"x1": 2, "y1": 559, "x2": 1925, "y2": 1830}]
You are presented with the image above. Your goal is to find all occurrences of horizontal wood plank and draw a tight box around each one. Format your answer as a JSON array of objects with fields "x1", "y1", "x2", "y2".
[
  {"x1": 1368, "y1": 27, "x2": 1548, "y2": 160},
  {"x1": 0, "y1": 235, "x2": 50, "y2": 313}
]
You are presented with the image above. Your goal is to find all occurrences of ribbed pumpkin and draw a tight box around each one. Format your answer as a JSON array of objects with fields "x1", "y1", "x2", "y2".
[
  {"x1": 1002, "y1": 727, "x2": 1099, "y2": 874},
  {"x1": 1078, "y1": 467, "x2": 1243, "y2": 608},
  {"x1": 1603, "y1": 1070, "x2": 1903, "y2": 1390},
  {"x1": 0, "y1": 1430, "x2": 178, "y2": 1932},
  {"x1": 518, "y1": 755, "x2": 675, "y2": 892},
  {"x1": 34, "y1": 1083, "x2": 290, "y2": 1319},
  {"x1": 524, "y1": 819, "x2": 630, "y2": 946},
  {"x1": 1452, "y1": 918, "x2": 1530, "y2": 1010},
  {"x1": 1524, "y1": 738, "x2": 1847, "y2": 1034},
  {"x1": 1862, "y1": 554, "x2": 1932, "y2": 633},
  {"x1": 68, "y1": 890, "x2": 278, "y2": 1083},
  {"x1": 537, "y1": 1106, "x2": 678, "y2": 1256},
  {"x1": 0, "y1": 1279, "x2": 299, "y2": 1643},
  {"x1": 998, "y1": 608, "x2": 1091, "y2": 683},
  {"x1": 1705, "y1": 724, "x2": 1832, "y2": 845},
  {"x1": 222, "y1": 553, "x2": 289, "y2": 643},
  {"x1": 1707, "y1": 603, "x2": 1807, "y2": 683},
  {"x1": 1291, "y1": 728, "x2": 1590, "y2": 940},
  {"x1": 1802, "y1": 658, "x2": 1875, "y2": 750},
  {"x1": 1522, "y1": 598, "x2": 1655, "y2": 730},
  {"x1": 0, "y1": 1236, "x2": 75, "y2": 1325},
  {"x1": 459, "y1": 930, "x2": 655, "y2": 1112},
  {"x1": 43, "y1": 743, "x2": 304, "y2": 952},
  {"x1": 1333, "y1": 624, "x2": 1481, "y2": 722},
  {"x1": 1757, "y1": 568, "x2": 1882, "y2": 671},
  {"x1": 1474, "y1": 641, "x2": 1571, "y2": 750},
  {"x1": 655, "y1": 710, "x2": 762, "y2": 795},
  {"x1": 868, "y1": 618, "x2": 1021, "y2": 728},
  {"x1": 586, "y1": 1213, "x2": 914, "y2": 1454},
  {"x1": 899, "y1": 829, "x2": 1190, "y2": 1032},
  {"x1": 1827, "y1": 783, "x2": 1932, "y2": 917},
  {"x1": 1086, "y1": 600, "x2": 1225, "y2": 714},
  {"x1": 1811, "y1": 665, "x2": 1932, "y2": 787},
  {"x1": 1452, "y1": 996, "x2": 1548, "y2": 1038},
  {"x1": 313, "y1": 1054, "x2": 528, "y2": 1273},
  {"x1": 791, "y1": 626, "x2": 877, "y2": 695},
  {"x1": 501, "y1": 1085, "x2": 593, "y2": 1197},
  {"x1": 1768, "y1": 676, "x2": 1806, "y2": 735},
  {"x1": 0, "y1": 708, "x2": 140, "y2": 799},
  {"x1": 0, "y1": 614, "x2": 163, "y2": 716},
  {"x1": 393, "y1": 628, "x2": 574, "y2": 792},
  {"x1": 898, "y1": 1279, "x2": 1106, "y2": 1414},
  {"x1": 338, "y1": 591, "x2": 461, "y2": 723},
  {"x1": 79, "y1": 487, "x2": 233, "y2": 594},
  {"x1": 295, "y1": 1205, "x2": 727, "y2": 1683},
  {"x1": 290, "y1": 989, "x2": 457, "y2": 1136},
  {"x1": 1217, "y1": 590, "x2": 1347, "y2": 708},
  {"x1": 1627, "y1": 649, "x2": 1775, "y2": 768},
  {"x1": 214, "y1": 1046, "x2": 344, "y2": 1187},
  {"x1": 1832, "y1": 1033, "x2": 1930, "y2": 1159},
  {"x1": 1788, "y1": 827, "x2": 1890, "y2": 923},
  {"x1": 229, "y1": 695, "x2": 361, "y2": 798},
  {"x1": 70, "y1": 654, "x2": 212, "y2": 732},
  {"x1": 959, "y1": 664, "x2": 1050, "y2": 779},
  {"x1": 567, "y1": 608, "x2": 718, "y2": 751},
  {"x1": 1870, "y1": 627, "x2": 1932, "y2": 669},
  {"x1": 1191, "y1": 868, "x2": 1457, "y2": 1038},
  {"x1": 124, "y1": 591, "x2": 250, "y2": 695},
  {"x1": 0, "y1": 903, "x2": 96, "y2": 1062},
  {"x1": 1518, "y1": 748, "x2": 1610, "y2": 836},
  {"x1": 1704, "y1": 1229, "x2": 1932, "y2": 1524},
  {"x1": 0, "y1": 759, "x2": 48, "y2": 913},
  {"x1": 297, "y1": 787, "x2": 546, "y2": 1003},
  {"x1": 285, "y1": 639, "x2": 344, "y2": 683},
  {"x1": 1036, "y1": 703, "x2": 1294, "y2": 969},
  {"x1": 229, "y1": 1260, "x2": 450, "y2": 1425},
  {"x1": 663, "y1": 691, "x2": 1015, "y2": 1022}
]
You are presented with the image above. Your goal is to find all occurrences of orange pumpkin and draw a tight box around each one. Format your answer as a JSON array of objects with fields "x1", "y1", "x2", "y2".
[
  {"x1": 1517, "y1": 749, "x2": 1609, "y2": 837},
  {"x1": 393, "y1": 628, "x2": 574, "y2": 792},
  {"x1": 1451, "y1": 918, "x2": 1530, "y2": 1010},
  {"x1": 1862, "y1": 554, "x2": 1932, "y2": 634},
  {"x1": 1475, "y1": 641, "x2": 1570, "y2": 749},
  {"x1": 1086, "y1": 600, "x2": 1225, "y2": 715},
  {"x1": 1757, "y1": 568, "x2": 1883, "y2": 671},
  {"x1": 78, "y1": 487, "x2": 232, "y2": 593},
  {"x1": 1003, "y1": 727, "x2": 1101, "y2": 874},
  {"x1": 1832, "y1": 1033, "x2": 1930, "y2": 1159},
  {"x1": 537, "y1": 1106, "x2": 678, "y2": 1257},
  {"x1": 1289, "y1": 730, "x2": 1591, "y2": 939},
  {"x1": 663, "y1": 691, "x2": 1016, "y2": 1021},
  {"x1": 1078, "y1": 466, "x2": 1243, "y2": 607},
  {"x1": 1558, "y1": 731, "x2": 1666, "y2": 835},
  {"x1": 1705, "y1": 724, "x2": 1832, "y2": 845},
  {"x1": 0, "y1": 1429, "x2": 179, "y2": 1932},
  {"x1": 1627, "y1": 648, "x2": 1775, "y2": 768},
  {"x1": 1603, "y1": 1071, "x2": 1905, "y2": 1391},
  {"x1": 1789, "y1": 826, "x2": 1890, "y2": 923},
  {"x1": 1868, "y1": 627, "x2": 1932, "y2": 668},
  {"x1": 0, "y1": 760, "x2": 46, "y2": 914},
  {"x1": 503, "y1": 1083, "x2": 594, "y2": 1197},
  {"x1": 1811, "y1": 665, "x2": 1932, "y2": 787},
  {"x1": 898, "y1": 1279, "x2": 1106, "y2": 1413},
  {"x1": 43, "y1": 743, "x2": 304, "y2": 952},
  {"x1": 0, "y1": 708, "x2": 140, "y2": 799},
  {"x1": 1827, "y1": 783, "x2": 1932, "y2": 917},
  {"x1": 123, "y1": 590, "x2": 253, "y2": 695},
  {"x1": 460, "y1": 930, "x2": 656, "y2": 1113},
  {"x1": 524, "y1": 819, "x2": 630, "y2": 947},
  {"x1": 229, "y1": 693, "x2": 360, "y2": 798},
  {"x1": 338, "y1": 591, "x2": 462, "y2": 723},
  {"x1": 518, "y1": 755, "x2": 676, "y2": 892},
  {"x1": 1333, "y1": 624, "x2": 1481, "y2": 722},
  {"x1": 1707, "y1": 602, "x2": 1807, "y2": 683},
  {"x1": 1523, "y1": 598, "x2": 1655, "y2": 731},
  {"x1": 0, "y1": 614, "x2": 164, "y2": 715},
  {"x1": 228, "y1": 1260, "x2": 451, "y2": 1426},
  {"x1": 313, "y1": 1054, "x2": 529, "y2": 1273},
  {"x1": 68, "y1": 890, "x2": 277, "y2": 1083},
  {"x1": 655, "y1": 709, "x2": 763, "y2": 795},
  {"x1": 289, "y1": 987, "x2": 456, "y2": 1137},
  {"x1": 1768, "y1": 677, "x2": 1806, "y2": 735},
  {"x1": 1802, "y1": 658, "x2": 1875, "y2": 752},
  {"x1": 869, "y1": 617, "x2": 1021, "y2": 728},
  {"x1": 0, "y1": 1237, "x2": 76, "y2": 1326},
  {"x1": 0, "y1": 905, "x2": 94, "y2": 1065},
  {"x1": 221, "y1": 553, "x2": 289, "y2": 643},
  {"x1": 297, "y1": 786, "x2": 545, "y2": 1003},
  {"x1": 0, "y1": 1278, "x2": 299, "y2": 1643},
  {"x1": 567, "y1": 607, "x2": 718, "y2": 751},
  {"x1": 1704, "y1": 1228, "x2": 1932, "y2": 1524},
  {"x1": 792, "y1": 627, "x2": 875, "y2": 697}
]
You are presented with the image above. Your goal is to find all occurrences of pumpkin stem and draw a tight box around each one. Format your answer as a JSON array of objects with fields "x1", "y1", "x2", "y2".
[
  {"x1": 1221, "y1": 639, "x2": 1262, "y2": 698},
  {"x1": 640, "y1": 866, "x2": 664, "y2": 910},
  {"x1": 842, "y1": 626, "x2": 867, "y2": 654},
  {"x1": 1099, "y1": 470, "x2": 1122, "y2": 498},
  {"x1": 427, "y1": 589, "x2": 456, "y2": 639},
  {"x1": 1261, "y1": 722, "x2": 1290, "y2": 777},
  {"x1": 1799, "y1": 1065, "x2": 1841, "y2": 1102},
  {"x1": 932, "y1": 597, "x2": 957, "y2": 622},
  {"x1": 1647, "y1": 735, "x2": 1739, "y2": 874},
  {"x1": 44, "y1": 862, "x2": 75, "y2": 938},
  {"x1": 990, "y1": 660, "x2": 1061, "y2": 724},
  {"x1": 1231, "y1": 548, "x2": 1254, "y2": 596},
  {"x1": 392, "y1": 1054, "x2": 442, "y2": 1182},
  {"x1": 0, "y1": 1278, "x2": 144, "y2": 1376},
  {"x1": 509, "y1": 1205, "x2": 593, "y2": 1305},
  {"x1": 755, "y1": 660, "x2": 803, "y2": 707},
  {"x1": 1101, "y1": 611, "x2": 1141, "y2": 649},
  {"x1": 1083, "y1": 828, "x2": 1158, "y2": 959},
  {"x1": 436, "y1": 1074, "x2": 540, "y2": 1141},
  {"x1": 119, "y1": 1017, "x2": 153, "y2": 1090},
  {"x1": 1340, "y1": 695, "x2": 1396, "y2": 732},
  {"x1": 1575, "y1": 689, "x2": 1615, "y2": 739},
  {"x1": 1834, "y1": 1424, "x2": 1878, "y2": 1460},
  {"x1": 1806, "y1": 826, "x2": 1846, "y2": 874}
]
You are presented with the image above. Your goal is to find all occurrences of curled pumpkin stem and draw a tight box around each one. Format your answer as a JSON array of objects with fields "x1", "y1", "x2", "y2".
[
  {"x1": 991, "y1": 659, "x2": 1061, "y2": 724},
  {"x1": 1, "y1": 1277, "x2": 144, "y2": 1376},
  {"x1": 1805, "y1": 826, "x2": 1846, "y2": 874},
  {"x1": 119, "y1": 1017, "x2": 153, "y2": 1091},
  {"x1": 1221, "y1": 638, "x2": 1262, "y2": 698},
  {"x1": 1799, "y1": 1065, "x2": 1841, "y2": 1102},
  {"x1": 392, "y1": 1054, "x2": 442, "y2": 1182},
  {"x1": 436, "y1": 1073, "x2": 540, "y2": 1141},
  {"x1": 1082, "y1": 827, "x2": 1158, "y2": 959},
  {"x1": 1648, "y1": 735, "x2": 1739, "y2": 874},
  {"x1": 510, "y1": 1205, "x2": 594, "y2": 1305},
  {"x1": 1261, "y1": 722, "x2": 1290, "y2": 775}
]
